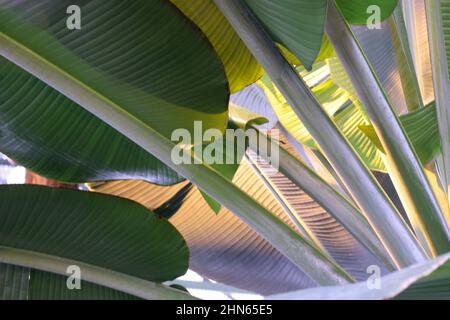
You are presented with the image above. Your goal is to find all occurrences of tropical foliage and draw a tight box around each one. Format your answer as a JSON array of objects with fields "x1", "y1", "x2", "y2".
[{"x1": 0, "y1": 0, "x2": 450, "y2": 300}]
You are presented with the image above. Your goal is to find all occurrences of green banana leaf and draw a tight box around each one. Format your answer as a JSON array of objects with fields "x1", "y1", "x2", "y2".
[
  {"x1": 360, "y1": 103, "x2": 441, "y2": 166},
  {"x1": 268, "y1": 252, "x2": 450, "y2": 300},
  {"x1": 0, "y1": 184, "x2": 190, "y2": 299},
  {"x1": 0, "y1": 0, "x2": 229, "y2": 185},
  {"x1": 336, "y1": 0, "x2": 398, "y2": 25},
  {"x1": 244, "y1": 0, "x2": 327, "y2": 69},
  {"x1": 0, "y1": 60, "x2": 182, "y2": 185},
  {"x1": 170, "y1": 0, "x2": 264, "y2": 93},
  {"x1": 172, "y1": 0, "x2": 333, "y2": 91}
]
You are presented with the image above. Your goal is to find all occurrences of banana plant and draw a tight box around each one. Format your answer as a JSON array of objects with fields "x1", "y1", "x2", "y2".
[{"x1": 1, "y1": 0, "x2": 450, "y2": 300}]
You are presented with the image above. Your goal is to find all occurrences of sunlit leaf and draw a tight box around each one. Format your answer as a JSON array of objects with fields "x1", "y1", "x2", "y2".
[{"x1": 359, "y1": 103, "x2": 440, "y2": 166}]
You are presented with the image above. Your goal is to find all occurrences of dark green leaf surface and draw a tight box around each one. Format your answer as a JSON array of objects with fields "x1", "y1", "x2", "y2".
[
  {"x1": 244, "y1": 0, "x2": 327, "y2": 69},
  {"x1": 328, "y1": 37, "x2": 417, "y2": 116},
  {"x1": 0, "y1": 263, "x2": 29, "y2": 299},
  {"x1": 336, "y1": 0, "x2": 398, "y2": 25},
  {"x1": 0, "y1": 185, "x2": 189, "y2": 282},
  {"x1": 255, "y1": 64, "x2": 386, "y2": 171},
  {"x1": 0, "y1": 0, "x2": 229, "y2": 185},
  {"x1": 0, "y1": 58, "x2": 182, "y2": 185},
  {"x1": 171, "y1": 0, "x2": 264, "y2": 93}
]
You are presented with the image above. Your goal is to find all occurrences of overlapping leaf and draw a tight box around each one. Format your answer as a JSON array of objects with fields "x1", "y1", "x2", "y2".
[
  {"x1": 0, "y1": 0, "x2": 229, "y2": 185},
  {"x1": 171, "y1": 0, "x2": 263, "y2": 93},
  {"x1": 0, "y1": 185, "x2": 188, "y2": 283},
  {"x1": 441, "y1": 0, "x2": 450, "y2": 78}
]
